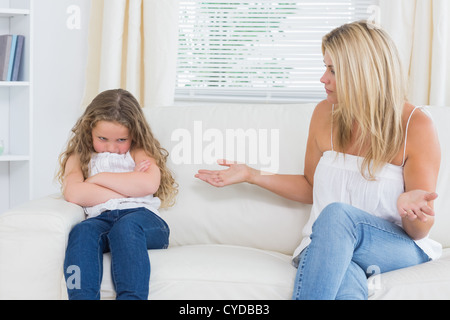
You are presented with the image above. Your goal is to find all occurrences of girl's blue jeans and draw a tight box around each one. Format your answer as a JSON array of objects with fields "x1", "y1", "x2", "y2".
[
  {"x1": 64, "y1": 207, "x2": 169, "y2": 300},
  {"x1": 292, "y1": 202, "x2": 430, "y2": 300}
]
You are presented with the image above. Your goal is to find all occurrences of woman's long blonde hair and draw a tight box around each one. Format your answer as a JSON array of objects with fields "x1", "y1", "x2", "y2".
[
  {"x1": 56, "y1": 89, "x2": 178, "y2": 208},
  {"x1": 322, "y1": 21, "x2": 408, "y2": 179}
]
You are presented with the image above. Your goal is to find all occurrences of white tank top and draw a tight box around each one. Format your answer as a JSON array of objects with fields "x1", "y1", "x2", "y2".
[
  {"x1": 293, "y1": 106, "x2": 442, "y2": 260},
  {"x1": 83, "y1": 152, "x2": 161, "y2": 219}
]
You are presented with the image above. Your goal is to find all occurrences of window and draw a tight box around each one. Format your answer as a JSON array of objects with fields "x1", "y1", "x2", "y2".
[{"x1": 176, "y1": 0, "x2": 380, "y2": 103}]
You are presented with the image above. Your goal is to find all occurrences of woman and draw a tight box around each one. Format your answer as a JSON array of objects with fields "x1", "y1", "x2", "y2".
[{"x1": 195, "y1": 21, "x2": 441, "y2": 300}]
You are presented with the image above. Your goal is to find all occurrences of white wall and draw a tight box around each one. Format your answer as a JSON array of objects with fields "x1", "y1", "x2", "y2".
[{"x1": 32, "y1": 0, "x2": 91, "y2": 199}]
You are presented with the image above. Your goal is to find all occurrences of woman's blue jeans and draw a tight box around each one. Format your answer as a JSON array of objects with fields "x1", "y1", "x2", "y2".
[
  {"x1": 64, "y1": 207, "x2": 169, "y2": 300},
  {"x1": 292, "y1": 203, "x2": 430, "y2": 300}
]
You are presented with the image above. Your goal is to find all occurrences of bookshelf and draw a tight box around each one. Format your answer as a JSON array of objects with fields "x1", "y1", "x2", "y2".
[{"x1": 0, "y1": 0, "x2": 33, "y2": 213}]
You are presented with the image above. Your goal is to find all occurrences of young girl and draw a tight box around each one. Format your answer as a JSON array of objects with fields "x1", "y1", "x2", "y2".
[
  {"x1": 196, "y1": 21, "x2": 442, "y2": 299},
  {"x1": 57, "y1": 89, "x2": 177, "y2": 300}
]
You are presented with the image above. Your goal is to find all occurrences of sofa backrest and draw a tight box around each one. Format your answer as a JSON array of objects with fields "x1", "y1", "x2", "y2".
[
  {"x1": 146, "y1": 104, "x2": 314, "y2": 255},
  {"x1": 145, "y1": 104, "x2": 450, "y2": 254}
]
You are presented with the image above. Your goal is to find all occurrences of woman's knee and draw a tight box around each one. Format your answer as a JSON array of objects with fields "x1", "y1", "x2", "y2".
[{"x1": 314, "y1": 202, "x2": 355, "y2": 226}]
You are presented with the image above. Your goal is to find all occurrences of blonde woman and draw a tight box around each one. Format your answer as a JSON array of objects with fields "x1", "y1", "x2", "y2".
[
  {"x1": 57, "y1": 89, "x2": 177, "y2": 300},
  {"x1": 196, "y1": 21, "x2": 441, "y2": 300}
]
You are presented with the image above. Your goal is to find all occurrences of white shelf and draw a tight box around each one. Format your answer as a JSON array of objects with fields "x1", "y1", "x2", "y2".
[
  {"x1": 0, "y1": 81, "x2": 30, "y2": 86},
  {"x1": 0, "y1": 8, "x2": 30, "y2": 17},
  {"x1": 0, "y1": 154, "x2": 30, "y2": 162}
]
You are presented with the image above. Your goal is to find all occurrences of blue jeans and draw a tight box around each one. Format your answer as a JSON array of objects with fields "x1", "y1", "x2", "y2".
[
  {"x1": 292, "y1": 203, "x2": 430, "y2": 300},
  {"x1": 64, "y1": 207, "x2": 169, "y2": 300}
]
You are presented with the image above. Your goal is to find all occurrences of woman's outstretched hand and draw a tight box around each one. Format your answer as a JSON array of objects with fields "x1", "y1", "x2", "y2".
[
  {"x1": 397, "y1": 190, "x2": 438, "y2": 223},
  {"x1": 195, "y1": 159, "x2": 254, "y2": 188}
]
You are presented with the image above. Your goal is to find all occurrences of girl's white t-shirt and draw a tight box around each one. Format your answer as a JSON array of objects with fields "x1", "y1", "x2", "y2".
[{"x1": 83, "y1": 152, "x2": 161, "y2": 219}]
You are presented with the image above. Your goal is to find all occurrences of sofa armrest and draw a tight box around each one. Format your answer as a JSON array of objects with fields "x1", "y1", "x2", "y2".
[{"x1": 0, "y1": 194, "x2": 85, "y2": 300}]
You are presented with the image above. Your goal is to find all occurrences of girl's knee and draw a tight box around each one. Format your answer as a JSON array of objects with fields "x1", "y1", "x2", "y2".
[
  {"x1": 109, "y1": 211, "x2": 152, "y2": 238},
  {"x1": 68, "y1": 221, "x2": 106, "y2": 251},
  {"x1": 109, "y1": 216, "x2": 140, "y2": 238},
  {"x1": 69, "y1": 221, "x2": 95, "y2": 240}
]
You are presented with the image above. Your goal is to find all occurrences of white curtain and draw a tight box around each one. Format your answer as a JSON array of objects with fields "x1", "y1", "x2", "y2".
[
  {"x1": 83, "y1": 0, "x2": 180, "y2": 108},
  {"x1": 380, "y1": 0, "x2": 450, "y2": 107}
]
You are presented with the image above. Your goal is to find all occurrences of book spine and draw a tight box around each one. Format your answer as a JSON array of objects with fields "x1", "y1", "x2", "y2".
[
  {"x1": 7, "y1": 35, "x2": 18, "y2": 81},
  {"x1": 0, "y1": 35, "x2": 12, "y2": 81},
  {"x1": 12, "y1": 35, "x2": 25, "y2": 81}
]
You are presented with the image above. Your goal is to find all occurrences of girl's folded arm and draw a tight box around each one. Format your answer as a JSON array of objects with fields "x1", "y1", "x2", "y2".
[
  {"x1": 85, "y1": 150, "x2": 161, "y2": 198},
  {"x1": 63, "y1": 154, "x2": 126, "y2": 207}
]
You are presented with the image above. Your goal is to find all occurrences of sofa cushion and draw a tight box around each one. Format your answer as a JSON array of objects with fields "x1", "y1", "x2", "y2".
[
  {"x1": 99, "y1": 245, "x2": 296, "y2": 300},
  {"x1": 368, "y1": 248, "x2": 450, "y2": 299},
  {"x1": 97, "y1": 246, "x2": 450, "y2": 300}
]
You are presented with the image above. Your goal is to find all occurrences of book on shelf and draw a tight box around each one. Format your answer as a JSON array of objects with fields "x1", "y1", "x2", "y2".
[{"x1": 0, "y1": 34, "x2": 25, "y2": 81}]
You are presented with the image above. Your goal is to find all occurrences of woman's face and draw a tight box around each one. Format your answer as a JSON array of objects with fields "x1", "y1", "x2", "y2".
[
  {"x1": 320, "y1": 51, "x2": 338, "y2": 104},
  {"x1": 92, "y1": 120, "x2": 132, "y2": 154}
]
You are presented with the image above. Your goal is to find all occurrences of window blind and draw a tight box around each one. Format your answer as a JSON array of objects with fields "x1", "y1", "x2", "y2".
[{"x1": 176, "y1": 0, "x2": 380, "y2": 103}]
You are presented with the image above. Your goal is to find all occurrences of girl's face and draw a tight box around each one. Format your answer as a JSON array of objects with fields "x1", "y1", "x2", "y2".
[
  {"x1": 92, "y1": 121, "x2": 132, "y2": 154},
  {"x1": 320, "y1": 51, "x2": 338, "y2": 104}
]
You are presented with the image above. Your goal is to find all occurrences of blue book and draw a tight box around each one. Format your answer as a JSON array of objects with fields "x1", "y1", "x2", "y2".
[
  {"x1": 7, "y1": 35, "x2": 17, "y2": 81},
  {"x1": 12, "y1": 36, "x2": 24, "y2": 81}
]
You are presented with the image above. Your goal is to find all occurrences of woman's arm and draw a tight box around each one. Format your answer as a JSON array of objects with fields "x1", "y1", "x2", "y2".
[
  {"x1": 195, "y1": 102, "x2": 327, "y2": 204},
  {"x1": 63, "y1": 154, "x2": 126, "y2": 207},
  {"x1": 196, "y1": 159, "x2": 313, "y2": 203},
  {"x1": 86, "y1": 149, "x2": 161, "y2": 198},
  {"x1": 398, "y1": 108, "x2": 441, "y2": 240}
]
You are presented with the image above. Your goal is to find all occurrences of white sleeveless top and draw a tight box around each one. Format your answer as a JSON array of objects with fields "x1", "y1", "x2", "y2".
[
  {"x1": 83, "y1": 152, "x2": 161, "y2": 219},
  {"x1": 293, "y1": 106, "x2": 442, "y2": 261}
]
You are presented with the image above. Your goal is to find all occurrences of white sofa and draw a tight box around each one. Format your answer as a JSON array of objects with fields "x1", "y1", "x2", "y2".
[{"x1": 0, "y1": 103, "x2": 449, "y2": 300}]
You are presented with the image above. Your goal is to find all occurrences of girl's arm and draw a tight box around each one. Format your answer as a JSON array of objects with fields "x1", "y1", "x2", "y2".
[
  {"x1": 398, "y1": 108, "x2": 441, "y2": 240},
  {"x1": 63, "y1": 154, "x2": 126, "y2": 207},
  {"x1": 85, "y1": 149, "x2": 161, "y2": 198}
]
